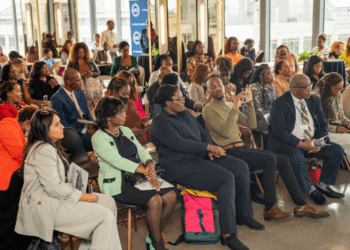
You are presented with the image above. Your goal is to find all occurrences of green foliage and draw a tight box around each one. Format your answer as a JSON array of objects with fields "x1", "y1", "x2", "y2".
[{"x1": 297, "y1": 50, "x2": 322, "y2": 62}]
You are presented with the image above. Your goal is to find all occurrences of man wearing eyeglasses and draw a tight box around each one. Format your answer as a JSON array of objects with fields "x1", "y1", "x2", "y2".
[{"x1": 268, "y1": 73, "x2": 345, "y2": 206}]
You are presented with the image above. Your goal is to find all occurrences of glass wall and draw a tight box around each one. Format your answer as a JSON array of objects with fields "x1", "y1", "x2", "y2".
[
  {"x1": 96, "y1": 0, "x2": 116, "y2": 39},
  {"x1": 121, "y1": 0, "x2": 131, "y2": 45},
  {"x1": 270, "y1": 0, "x2": 313, "y2": 59},
  {"x1": 0, "y1": 1, "x2": 15, "y2": 57},
  {"x1": 77, "y1": 0, "x2": 91, "y2": 45}
]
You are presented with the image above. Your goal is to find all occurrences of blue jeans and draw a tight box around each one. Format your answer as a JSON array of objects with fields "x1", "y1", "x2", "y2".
[{"x1": 277, "y1": 142, "x2": 344, "y2": 192}]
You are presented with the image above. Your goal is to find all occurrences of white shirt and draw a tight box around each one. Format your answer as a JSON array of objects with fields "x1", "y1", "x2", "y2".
[
  {"x1": 105, "y1": 50, "x2": 113, "y2": 63},
  {"x1": 312, "y1": 46, "x2": 330, "y2": 55},
  {"x1": 149, "y1": 70, "x2": 188, "y2": 91},
  {"x1": 291, "y1": 93, "x2": 315, "y2": 140},
  {"x1": 101, "y1": 29, "x2": 118, "y2": 53}
]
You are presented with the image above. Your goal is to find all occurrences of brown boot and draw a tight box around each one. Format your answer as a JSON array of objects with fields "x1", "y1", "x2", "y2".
[
  {"x1": 263, "y1": 205, "x2": 292, "y2": 221},
  {"x1": 294, "y1": 204, "x2": 330, "y2": 218}
]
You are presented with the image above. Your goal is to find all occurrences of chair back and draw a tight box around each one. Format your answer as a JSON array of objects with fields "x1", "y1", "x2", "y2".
[{"x1": 62, "y1": 127, "x2": 90, "y2": 165}]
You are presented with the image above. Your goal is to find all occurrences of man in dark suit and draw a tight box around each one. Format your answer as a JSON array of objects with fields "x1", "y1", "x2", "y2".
[
  {"x1": 146, "y1": 66, "x2": 201, "y2": 117},
  {"x1": 268, "y1": 73, "x2": 345, "y2": 205},
  {"x1": 51, "y1": 68, "x2": 95, "y2": 151},
  {"x1": 94, "y1": 41, "x2": 117, "y2": 75}
]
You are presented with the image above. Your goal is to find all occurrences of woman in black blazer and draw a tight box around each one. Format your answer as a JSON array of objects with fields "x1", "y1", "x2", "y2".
[{"x1": 150, "y1": 85, "x2": 264, "y2": 250}]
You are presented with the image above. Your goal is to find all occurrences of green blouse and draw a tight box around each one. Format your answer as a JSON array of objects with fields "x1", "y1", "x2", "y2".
[{"x1": 110, "y1": 56, "x2": 139, "y2": 77}]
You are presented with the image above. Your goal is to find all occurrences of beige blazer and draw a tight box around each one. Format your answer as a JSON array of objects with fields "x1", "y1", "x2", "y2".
[
  {"x1": 15, "y1": 142, "x2": 82, "y2": 242},
  {"x1": 101, "y1": 29, "x2": 119, "y2": 53}
]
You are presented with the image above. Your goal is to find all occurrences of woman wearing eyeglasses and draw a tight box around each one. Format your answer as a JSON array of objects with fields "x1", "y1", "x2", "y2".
[
  {"x1": 92, "y1": 96, "x2": 176, "y2": 250},
  {"x1": 15, "y1": 109, "x2": 122, "y2": 250},
  {"x1": 312, "y1": 72, "x2": 350, "y2": 159}
]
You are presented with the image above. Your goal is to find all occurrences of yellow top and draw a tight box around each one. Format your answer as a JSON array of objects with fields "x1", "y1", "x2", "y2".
[{"x1": 339, "y1": 50, "x2": 350, "y2": 66}]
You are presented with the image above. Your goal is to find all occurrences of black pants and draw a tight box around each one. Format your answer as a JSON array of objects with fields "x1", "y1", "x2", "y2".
[
  {"x1": 227, "y1": 147, "x2": 306, "y2": 207},
  {"x1": 175, "y1": 155, "x2": 252, "y2": 234}
]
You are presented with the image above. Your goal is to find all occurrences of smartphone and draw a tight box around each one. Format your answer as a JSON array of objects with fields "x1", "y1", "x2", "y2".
[
  {"x1": 43, "y1": 95, "x2": 48, "y2": 103},
  {"x1": 86, "y1": 184, "x2": 92, "y2": 193}
]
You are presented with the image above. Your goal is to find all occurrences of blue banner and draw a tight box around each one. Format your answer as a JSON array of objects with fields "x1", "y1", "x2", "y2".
[{"x1": 129, "y1": 0, "x2": 148, "y2": 58}]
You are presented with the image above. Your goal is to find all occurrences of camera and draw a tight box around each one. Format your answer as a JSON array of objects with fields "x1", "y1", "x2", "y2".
[{"x1": 311, "y1": 136, "x2": 330, "y2": 147}]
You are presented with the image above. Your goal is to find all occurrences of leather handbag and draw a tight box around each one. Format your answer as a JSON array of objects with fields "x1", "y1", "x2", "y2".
[{"x1": 125, "y1": 165, "x2": 165, "y2": 186}]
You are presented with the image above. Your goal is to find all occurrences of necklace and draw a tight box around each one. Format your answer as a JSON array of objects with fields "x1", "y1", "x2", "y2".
[{"x1": 105, "y1": 128, "x2": 120, "y2": 137}]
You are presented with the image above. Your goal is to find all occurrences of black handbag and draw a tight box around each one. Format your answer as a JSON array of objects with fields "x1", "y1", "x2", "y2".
[
  {"x1": 124, "y1": 165, "x2": 165, "y2": 186},
  {"x1": 27, "y1": 232, "x2": 61, "y2": 250}
]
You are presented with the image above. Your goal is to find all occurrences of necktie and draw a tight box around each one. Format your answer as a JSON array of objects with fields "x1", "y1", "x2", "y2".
[
  {"x1": 70, "y1": 93, "x2": 84, "y2": 118},
  {"x1": 299, "y1": 100, "x2": 312, "y2": 140}
]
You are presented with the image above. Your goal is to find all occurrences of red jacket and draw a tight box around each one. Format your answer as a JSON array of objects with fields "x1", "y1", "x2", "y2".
[
  {"x1": 0, "y1": 102, "x2": 26, "y2": 121},
  {"x1": 0, "y1": 118, "x2": 26, "y2": 190}
]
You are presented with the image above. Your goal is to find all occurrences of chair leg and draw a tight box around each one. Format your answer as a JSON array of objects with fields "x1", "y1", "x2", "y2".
[
  {"x1": 127, "y1": 208, "x2": 132, "y2": 250},
  {"x1": 161, "y1": 233, "x2": 167, "y2": 245},
  {"x1": 343, "y1": 155, "x2": 350, "y2": 173},
  {"x1": 69, "y1": 236, "x2": 74, "y2": 250},
  {"x1": 133, "y1": 211, "x2": 137, "y2": 232},
  {"x1": 254, "y1": 173, "x2": 264, "y2": 196},
  {"x1": 275, "y1": 170, "x2": 280, "y2": 184}
]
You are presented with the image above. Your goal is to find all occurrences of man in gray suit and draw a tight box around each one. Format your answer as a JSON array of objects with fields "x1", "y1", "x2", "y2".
[{"x1": 94, "y1": 41, "x2": 117, "y2": 75}]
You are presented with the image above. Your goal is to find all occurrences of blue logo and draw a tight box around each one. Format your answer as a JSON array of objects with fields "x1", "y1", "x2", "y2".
[
  {"x1": 131, "y1": 3, "x2": 140, "y2": 17},
  {"x1": 133, "y1": 31, "x2": 141, "y2": 45}
]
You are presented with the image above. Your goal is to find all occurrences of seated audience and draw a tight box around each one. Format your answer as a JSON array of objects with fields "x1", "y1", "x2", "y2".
[
  {"x1": 242, "y1": 64, "x2": 277, "y2": 149},
  {"x1": 203, "y1": 74, "x2": 329, "y2": 220},
  {"x1": 8, "y1": 51, "x2": 28, "y2": 80},
  {"x1": 151, "y1": 84, "x2": 263, "y2": 250},
  {"x1": 185, "y1": 36, "x2": 215, "y2": 62},
  {"x1": 66, "y1": 42, "x2": 102, "y2": 117},
  {"x1": 110, "y1": 41, "x2": 139, "y2": 77},
  {"x1": 185, "y1": 41, "x2": 194, "y2": 58},
  {"x1": 15, "y1": 108, "x2": 121, "y2": 249},
  {"x1": 51, "y1": 68, "x2": 95, "y2": 151},
  {"x1": 0, "y1": 81, "x2": 26, "y2": 120},
  {"x1": 225, "y1": 37, "x2": 243, "y2": 64},
  {"x1": 106, "y1": 77, "x2": 149, "y2": 145},
  {"x1": 229, "y1": 58, "x2": 254, "y2": 95},
  {"x1": 188, "y1": 64, "x2": 210, "y2": 104},
  {"x1": 274, "y1": 44, "x2": 298, "y2": 75},
  {"x1": 304, "y1": 55, "x2": 325, "y2": 89},
  {"x1": 312, "y1": 33, "x2": 330, "y2": 54},
  {"x1": 116, "y1": 70, "x2": 146, "y2": 118},
  {"x1": 0, "y1": 64, "x2": 32, "y2": 104},
  {"x1": 28, "y1": 61, "x2": 60, "y2": 100},
  {"x1": 339, "y1": 37, "x2": 350, "y2": 71},
  {"x1": 169, "y1": 36, "x2": 187, "y2": 72},
  {"x1": 312, "y1": 72, "x2": 350, "y2": 159},
  {"x1": 329, "y1": 41, "x2": 345, "y2": 59},
  {"x1": 342, "y1": 72, "x2": 350, "y2": 119},
  {"x1": 187, "y1": 40, "x2": 215, "y2": 81},
  {"x1": 41, "y1": 48, "x2": 60, "y2": 74},
  {"x1": 147, "y1": 66, "x2": 200, "y2": 117},
  {"x1": 67, "y1": 30, "x2": 76, "y2": 44},
  {"x1": 207, "y1": 56, "x2": 236, "y2": 104},
  {"x1": 0, "y1": 105, "x2": 39, "y2": 249},
  {"x1": 60, "y1": 40, "x2": 73, "y2": 65},
  {"x1": 43, "y1": 33, "x2": 58, "y2": 57},
  {"x1": 95, "y1": 41, "x2": 117, "y2": 65},
  {"x1": 26, "y1": 45, "x2": 39, "y2": 63},
  {"x1": 268, "y1": 73, "x2": 345, "y2": 205},
  {"x1": 240, "y1": 39, "x2": 256, "y2": 64},
  {"x1": 92, "y1": 96, "x2": 176, "y2": 250},
  {"x1": 91, "y1": 33, "x2": 102, "y2": 60},
  {"x1": 272, "y1": 60, "x2": 291, "y2": 97},
  {"x1": 0, "y1": 46, "x2": 8, "y2": 63}
]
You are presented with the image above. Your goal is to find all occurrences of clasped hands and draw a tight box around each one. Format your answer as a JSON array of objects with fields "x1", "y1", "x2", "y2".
[
  {"x1": 207, "y1": 145, "x2": 226, "y2": 161},
  {"x1": 136, "y1": 161, "x2": 161, "y2": 191},
  {"x1": 297, "y1": 139, "x2": 321, "y2": 154}
]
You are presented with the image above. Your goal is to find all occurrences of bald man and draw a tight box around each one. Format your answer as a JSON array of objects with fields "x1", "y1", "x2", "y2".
[
  {"x1": 268, "y1": 73, "x2": 345, "y2": 205},
  {"x1": 51, "y1": 68, "x2": 95, "y2": 151}
]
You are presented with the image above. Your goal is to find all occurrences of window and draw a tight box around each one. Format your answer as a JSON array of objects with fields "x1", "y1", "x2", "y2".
[
  {"x1": 77, "y1": 0, "x2": 92, "y2": 46},
  {"x1": 303, "y1": 36, "x2": 312, "y2": 52},
  {"x1": 225, "y1": 0, "x2": 260, "y2": 54},
  {"x1": 96, "y1": 0, "x2": 117, "y2": 40},
  {"x1": 9, "y1": 36, "x2": 15, "y2": 48},
  {"x1": 325, "y1": 1, "x2": 350, "y2": 48},
  {"x1": 0, "y1": 1, "x2": 13, "y2": 56},
  {"x1": 270, "y1": 39, "x2": 277, "y2": 58},
  {"x1": 271, "y1": 0, "x2": 313, "y2": 60},
  {"x1": 121, "y1": 0, "x2": 131, "y2": 45},
  {"x1": 0, "y1": 36, "x2": 6, "y2": 47}
]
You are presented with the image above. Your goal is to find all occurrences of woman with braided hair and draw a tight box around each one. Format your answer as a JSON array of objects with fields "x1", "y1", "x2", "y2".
[{"x1": 312, "y1": 72, "x2": 350, "y2": 160}]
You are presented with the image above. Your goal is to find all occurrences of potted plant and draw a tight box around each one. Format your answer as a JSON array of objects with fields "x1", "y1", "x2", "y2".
[{"x1": 297, "y1": 50, "x2": 322, "y2": 62}]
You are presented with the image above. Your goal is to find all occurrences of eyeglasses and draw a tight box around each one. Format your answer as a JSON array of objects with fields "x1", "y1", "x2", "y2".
[
  {"x1": 334, "y1": 87, "x2": 344, "y2": 92},
  {"x1": 294, "y1": 85, "x2": 312, "y2": 91},
  {"x1": 172, "y1": 97, "x2": 185, "y2": 102}
]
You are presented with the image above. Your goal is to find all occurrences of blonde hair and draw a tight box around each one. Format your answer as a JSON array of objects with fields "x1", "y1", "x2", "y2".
[{"x1": 330, "y1": 41, "x2": 345, "y2": 53}]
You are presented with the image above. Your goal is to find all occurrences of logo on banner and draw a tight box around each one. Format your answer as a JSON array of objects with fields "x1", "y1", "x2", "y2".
[
  {"x1": 131, "y1": 3, "x2": 140, "y2": 17},
  {"x1": 133, "y1": 31, "x2": 141, "y2": 45}
]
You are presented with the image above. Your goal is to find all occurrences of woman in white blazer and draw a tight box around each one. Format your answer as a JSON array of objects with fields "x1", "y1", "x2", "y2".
[{"x1": 15, "y1": 109, "x2": 122, "y2": 250}]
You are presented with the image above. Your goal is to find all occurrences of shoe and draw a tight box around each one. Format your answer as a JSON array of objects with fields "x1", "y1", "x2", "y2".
[
  {"x1": 294, "y1": 204, "x2": 330, "y2": 218},
  {"x1": 315, "y1": 185, "x2": 345, "y2": 198},
  {"x1": 146, "y1": 235, "x2": 155, "y2": 250},
  {"x1": 263, "y1": 205, "x2": 292, "y2": 221},
  {"x1": 220, "y1": 234, "x2": 249, "y2": 250},
  {"x1": 236, "y1": 217, "x2": 265, "y2": 230},
  {"x1": 309, "y1": 190, "x2": 327, "y2": 205}
]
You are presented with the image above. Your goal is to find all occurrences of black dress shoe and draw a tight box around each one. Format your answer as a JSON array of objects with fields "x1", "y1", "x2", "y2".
[
  {"x1": 309, "y1": 190, "x2": 327, "y2": 205},
  {"x1": 236, "y1": 217, "x2": 265, "y2": 230},
  {"x1": 220, "y1": 234, "x2": 249, "y2": 250},
  {"x1": 250, "y1": 182, "x2": 265, "y2": 204},
  {"x1": 315, "y1": 185, "x2": 345, "y2": 198}
]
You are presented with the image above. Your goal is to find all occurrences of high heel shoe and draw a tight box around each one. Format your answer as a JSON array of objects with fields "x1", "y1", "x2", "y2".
[
  {"x1": 146, "y1": 235, "x2": 155, "y2": 250},
  {"x1": 236, "y1": 217, "x2": 265, "y2": 230},
  {"x1": 220, "y1": 235, "x2": 250, "y2": 250}
]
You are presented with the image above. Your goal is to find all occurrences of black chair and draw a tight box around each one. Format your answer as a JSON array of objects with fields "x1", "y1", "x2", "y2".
[{"x1": 61, "y1": 127, "x2": 100, "y2": 192}]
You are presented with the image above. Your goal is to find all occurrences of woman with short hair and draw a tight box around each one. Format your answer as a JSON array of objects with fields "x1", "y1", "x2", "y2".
[
  {"x1": 274, "y1": 44, "x2": 298, "y2": 75},
  {"x1": 92, "y1": 96, "x2": 176, "y2": 250},
  {"x1": 0, "y1": 81, "x2": 25, "y2": 120},
  {"x1": 240, "y1": 38, "x2": 256, "y2": 64},
  {"x1": 41, "y1": 48, "x2": 60, "y2": 74},
  {"x1": 229, "y1": 58, "x2": 254, "y2": 95},
  {"x1": 8, "y1": 51, "x2": 28, "y2": 80},
  {"x1": 312, "y1": 33, "x2": 330, "y2": 54},
  {"x1": 110, "y1": 41, "x2": 139, "y2": 77},
  {"x1": 272, "y1": 60, "x2": 291, "y2": 97},
  {"x1": 304, "y1": 55, "x2": 325, "y2": 90},
  {"x1": 15, "y1": 108, "x2": 122, "y2": 250},
  {"x1": 66, "y1": 42, "x2": 102, "y2": 117}
]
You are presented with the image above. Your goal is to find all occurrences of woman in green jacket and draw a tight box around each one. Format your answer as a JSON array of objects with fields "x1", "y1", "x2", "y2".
[{"x1": 92, "y1": 96, "x2": 176, "y2": 250}]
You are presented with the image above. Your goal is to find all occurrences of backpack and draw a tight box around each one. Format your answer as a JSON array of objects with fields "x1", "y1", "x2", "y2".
[{"x1": 169, "y1": 189, "x2": 220, "y2": 245}]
